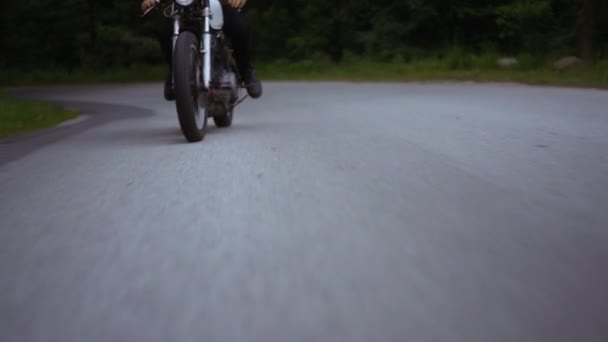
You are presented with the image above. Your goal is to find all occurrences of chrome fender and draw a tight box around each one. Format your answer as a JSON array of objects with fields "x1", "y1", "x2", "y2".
[{"x1": 209, "y1": 0, "x2": 224, "y2": 30}]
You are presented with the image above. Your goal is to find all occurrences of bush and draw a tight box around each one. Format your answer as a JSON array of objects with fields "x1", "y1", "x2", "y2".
[
  {"x1": 443, "y1": 47, "x2": 474, "y2": 70},
  {"x1": 516, "y1": 53, "x2": 549, "y2": 70},
  {"x1": 79, "y1": 26, "x2": 163, "y2": 69},
  {"x1": 496, "y1": 0, "x2": 554, "y2": 54}
]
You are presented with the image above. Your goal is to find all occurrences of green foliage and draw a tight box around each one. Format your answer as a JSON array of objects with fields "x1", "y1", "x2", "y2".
[
  {"x1": 496, "y1": 0, "x2": 553, "y2": 53},
  {"x1": 0, "y1": 0, "x2": 162, "y2": 70},
  {"x1": 0, "y1": 0, "x2": 604, "y2": 69},
  {"x1": 248, "y1": 7, "x2": 293, "y2": 60},
  {"x1": 256, "y1": 57, "x2": 608, "y2": 88},
  {"x1": 79, "y1": 26, "x2": 163, "y2": 69},
  {"x1": 2, "y1": 57, "x2": 607, "y2": 88},
  {"x1": 0, "y1": 92, "x2": 78, "y2": 138}
]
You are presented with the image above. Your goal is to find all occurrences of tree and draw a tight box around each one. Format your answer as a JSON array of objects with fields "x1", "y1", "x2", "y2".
[
  {"x1": 87, "y1": 0, "x2": 98, "y2": 49},
  {"x1": 1, "y1": 0, "x2": 605, "y2": 70},
  {"x1": 579, "y1": 0, "x2": 599, "y2": 61}
]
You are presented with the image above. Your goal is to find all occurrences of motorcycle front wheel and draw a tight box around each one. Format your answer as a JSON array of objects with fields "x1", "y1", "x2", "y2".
[{"x1": 174, "y1": 31, "x2": 207, "y2": 143}]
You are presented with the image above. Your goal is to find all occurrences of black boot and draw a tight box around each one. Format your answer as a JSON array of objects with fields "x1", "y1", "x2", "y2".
[
  {"x1": 242, "y1": 67, "x2": 262, "y2": 99},
  {"x1": 164, "y1": 75, "x2": 175, "y2": 101}
]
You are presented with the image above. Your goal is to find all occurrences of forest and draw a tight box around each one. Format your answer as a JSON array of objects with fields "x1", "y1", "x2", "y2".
[{"x1": 0, "y1": 0, "x2": 605, "y2": 71}]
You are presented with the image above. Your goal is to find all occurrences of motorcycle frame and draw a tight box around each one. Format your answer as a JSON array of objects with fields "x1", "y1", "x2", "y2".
[{"x1": 151, "y1": 0, "x2": 243, "y2": 106}]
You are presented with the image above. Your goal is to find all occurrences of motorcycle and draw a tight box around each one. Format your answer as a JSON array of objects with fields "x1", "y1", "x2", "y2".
[{"x1": 143, "y1": 0, "x2": 247, "y2": 142}]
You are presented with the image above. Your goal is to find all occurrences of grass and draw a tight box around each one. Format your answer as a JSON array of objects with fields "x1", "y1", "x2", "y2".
[
  {"x1": 257, "y1": 58, "x2": 608, "y2": 89},
  {"x1": 0, "y1": 65, "x2": 169, "y2": 87},
  {"x1": 2, "y1": 57, "x2": 608, "y2": 89},
  {"x1": 0, "y1": 91, "x2": 78, "y2": 138},
  {"x1": 1, "y1": 56, "x2": 607, "y2": 88}
]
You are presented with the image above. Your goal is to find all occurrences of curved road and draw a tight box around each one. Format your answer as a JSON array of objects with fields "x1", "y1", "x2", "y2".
[{"x1": 1, "y1": 82, "x2": 608, "y2": 342}]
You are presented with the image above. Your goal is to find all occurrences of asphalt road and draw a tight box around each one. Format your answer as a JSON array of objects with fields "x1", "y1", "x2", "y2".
[{"x1": 1, "y1": 82, "x2": 607, "y2": 342}]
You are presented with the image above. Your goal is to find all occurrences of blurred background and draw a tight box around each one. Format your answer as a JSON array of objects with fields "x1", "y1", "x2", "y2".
[{"x1": 0, "y1": 0, "x2": 606, "y2": 85}]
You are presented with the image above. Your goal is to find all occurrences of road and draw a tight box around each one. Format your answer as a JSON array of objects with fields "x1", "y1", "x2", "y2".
[{"x1": 1, "y1": 82, "x2": 607, "y2": 342}]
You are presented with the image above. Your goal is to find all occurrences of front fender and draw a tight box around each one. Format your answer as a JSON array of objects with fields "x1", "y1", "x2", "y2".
[{"x1": 209, "y1": 0, "x2": 224, "y2": 30}]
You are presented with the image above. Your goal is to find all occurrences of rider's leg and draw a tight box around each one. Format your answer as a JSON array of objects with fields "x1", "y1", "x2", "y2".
[
  {"x1": 222, "y1": 6, "x2": 262, "y2": 99},
  {"x1": 158, "y1": 20, "x2": 175, "y2": 100}
]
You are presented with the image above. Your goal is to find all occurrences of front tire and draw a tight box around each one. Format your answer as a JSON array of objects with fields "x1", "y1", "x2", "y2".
[{"x1": 174, "y1": 31, "x2": 206, "y2": 143}]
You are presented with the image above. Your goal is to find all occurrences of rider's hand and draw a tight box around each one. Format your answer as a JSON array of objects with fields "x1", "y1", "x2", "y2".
[
  {"x1": 225, "y1": 0, "x2": 247, "y2": 9},
  {"x1": 141, "y1": 0, "x2": 157, "y2": 13}
]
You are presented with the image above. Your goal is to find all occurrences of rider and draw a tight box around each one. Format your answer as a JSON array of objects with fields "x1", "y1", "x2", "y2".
[{"x1": 141, "y1": 0, "x2": 263, "y2": 100}]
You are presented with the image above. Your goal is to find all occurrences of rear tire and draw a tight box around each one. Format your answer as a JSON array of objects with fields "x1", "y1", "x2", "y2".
[
  {"x1": 213, "y1": 108, "x2": 233, "y2": 128},
  {"x1": 174, "y1": 31, "x2": 206, "y2": 143}
]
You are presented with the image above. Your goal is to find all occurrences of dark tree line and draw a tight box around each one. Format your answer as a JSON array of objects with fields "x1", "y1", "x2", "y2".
[{"x1": 0, "y1": 0, "x2": 605, "y2": 70}]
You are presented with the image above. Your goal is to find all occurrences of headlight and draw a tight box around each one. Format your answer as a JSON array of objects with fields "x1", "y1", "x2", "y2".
[{"x1": 175, "y1": 0, "x2": 193, "y2": 6}]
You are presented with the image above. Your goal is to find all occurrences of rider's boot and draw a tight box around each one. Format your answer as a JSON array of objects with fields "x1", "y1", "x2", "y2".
[
  {"x1": 164, "y1": 74, "x2": 176, "y2": 101},
  {"x1": 241, "y1": 66, "x2": 262, "y2": 99}
]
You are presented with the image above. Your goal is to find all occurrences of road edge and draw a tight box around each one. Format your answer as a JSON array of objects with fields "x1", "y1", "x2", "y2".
[{"x1": 0, "y1": 100, "x2": 154, "y2": 167}]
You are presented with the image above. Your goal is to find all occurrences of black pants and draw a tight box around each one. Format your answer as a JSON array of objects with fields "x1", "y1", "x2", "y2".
[{"x1": 159, "y1": 5, "x2": 254, "y2": 78}]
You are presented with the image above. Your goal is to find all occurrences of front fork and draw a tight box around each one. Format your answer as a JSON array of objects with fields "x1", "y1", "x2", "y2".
[
  {"x1": 202, "y1": 5, "x2": 211, "y2": 90},
  {"x1": 171, "y1": 1, "x2": 211, "y2": 91},
  {"x1": 171, "y1": 5, "x2": 180, "y2": 87}
]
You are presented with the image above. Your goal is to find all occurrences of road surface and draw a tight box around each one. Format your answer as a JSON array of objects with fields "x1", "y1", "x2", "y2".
[{"x1": 1, "y1": 82, "x2": 607, "y2": 342}]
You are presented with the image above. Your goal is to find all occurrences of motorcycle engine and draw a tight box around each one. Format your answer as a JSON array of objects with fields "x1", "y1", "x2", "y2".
[
  {"x1": 217, "y1": 71, "x2": 238, "y2": 103},
  {"x1": 207, "y1": 70, "x2": 238, "y2": 118}
]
